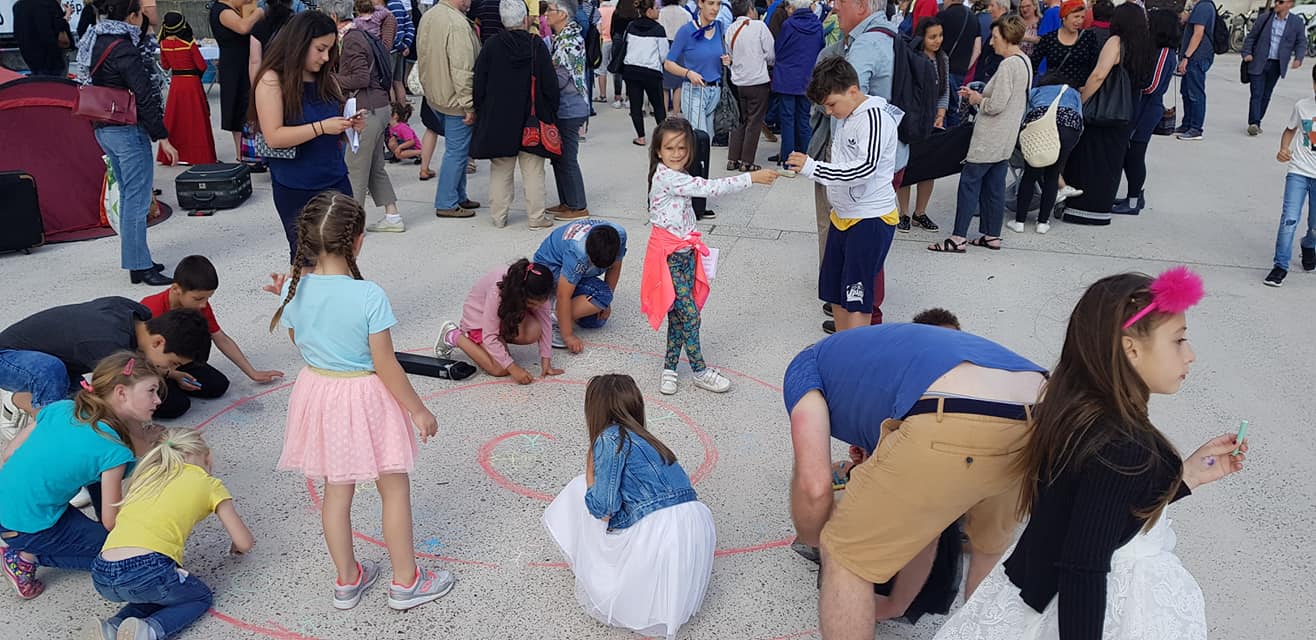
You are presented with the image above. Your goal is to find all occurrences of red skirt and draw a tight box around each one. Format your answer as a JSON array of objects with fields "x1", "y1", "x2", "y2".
[{"x1": 158, "y1": 75, "x2": 217, "y2": 166}]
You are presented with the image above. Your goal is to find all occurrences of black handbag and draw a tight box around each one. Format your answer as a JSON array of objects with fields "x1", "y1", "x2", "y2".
[
  {"x1": 1083, "y1": 47, "x2": 1133, "y2": 127},
  {"x1": 1241, "y1": 59, "x2": 1251, "y2": 84}
]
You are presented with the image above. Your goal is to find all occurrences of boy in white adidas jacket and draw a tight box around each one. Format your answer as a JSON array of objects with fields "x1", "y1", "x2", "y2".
[{"x1": 786, "y1": 57, "x2": 902, "y2": 333}]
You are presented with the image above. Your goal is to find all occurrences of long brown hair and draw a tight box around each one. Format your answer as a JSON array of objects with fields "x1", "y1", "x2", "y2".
[
  {"x1": 496, "y1": 259, "x2": 555, "y2": 344},
  {"x1": 1015, "y1": 273, "x2": 1182, "y2": 529},
  {"x1": 249, "y1": 11, "x2": 343, "y2": 129},
  {"x1": 269, "y1": 191, "x2": 367, "y2": 331},
  {"x1": 73, "y1": 351, "x2": 164, "y2": 448},
  {"x1": 585, "y1": 374, "x2": 676, "y2": 465},
  {"x1": 647, "y1": 117, "x2": 696, "y2": 196}
]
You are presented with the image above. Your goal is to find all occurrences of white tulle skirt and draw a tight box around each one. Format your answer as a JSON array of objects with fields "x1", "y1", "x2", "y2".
[
  {"x1": 934, "y1": 511, "x2": 1207, "y2": 640},
  {"x1": 542, "y1": 475, "x2": 717, "y2": 639}
]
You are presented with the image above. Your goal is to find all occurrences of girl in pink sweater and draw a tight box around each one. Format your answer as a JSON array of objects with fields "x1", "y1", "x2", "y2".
[{"x1": 437, "y1": 259, "x2": 563, "y2": 384}]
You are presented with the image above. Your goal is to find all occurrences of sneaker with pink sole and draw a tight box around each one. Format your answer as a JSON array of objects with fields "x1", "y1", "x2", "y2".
[
  {"x1": 3, "y1": 547, "x2": 44, "y2": 599},
  {"x1": 388, "y1": 567, "x2": 455, "y2": 610}
]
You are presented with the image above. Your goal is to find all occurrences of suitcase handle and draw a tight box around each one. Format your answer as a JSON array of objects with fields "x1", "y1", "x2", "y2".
[{"x1": 190, "y1": 192, "x2": 215, "y2": 202}]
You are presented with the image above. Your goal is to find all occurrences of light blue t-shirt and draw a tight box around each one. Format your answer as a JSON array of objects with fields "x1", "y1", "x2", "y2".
[
  {"x1": 279, "y1": 274, "x2": 398, "y2": 371},
  {"x1": 533, "y1": 220, "x2": 629, "y2": 285},
  {"x1": 0, "y1": 400, "x2": 134, "y2": 534}
]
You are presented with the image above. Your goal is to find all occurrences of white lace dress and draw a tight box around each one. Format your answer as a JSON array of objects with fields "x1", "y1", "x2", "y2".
[{"x1": 934, "y1": 510, "x2": 1207, "y2": 640}]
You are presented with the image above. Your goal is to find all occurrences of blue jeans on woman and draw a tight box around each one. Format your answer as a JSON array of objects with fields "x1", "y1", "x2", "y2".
[
  {"x1": 435, "y1": 113, "x2": 473, "y2": 210},
  {"x1": 552, "y1": 116, "x2": 588, "y2": 210},
  {"x1": 953, "y1": 160, "x2": 1008, "y2": 238},
  {"x1": 681, "y1": 83, "x2": 721, "y2": 135},
  {"x1": 777, "y1": 93, "x2": 812, "y2": 162},
  {"x1": 92, "y1": 552, "x2": 213, "y2": 639},
  {"x1": 94, "y1": 125, "x2": 156, "y2": 271},
  {"x1": 1274, "y1": 172, "x2": 1316, "y2": 269}
]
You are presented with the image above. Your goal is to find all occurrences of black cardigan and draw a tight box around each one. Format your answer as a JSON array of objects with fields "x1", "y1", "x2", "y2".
[
  {"x1": 1003, "y1": 432, "x2": 1191, "y2": 640},
  {"x1": 470, "y1": 29, "x2": 560, "y2": 160},
  {"x1": 89, "y1": 33, "x2": 169, "y2": 141}
]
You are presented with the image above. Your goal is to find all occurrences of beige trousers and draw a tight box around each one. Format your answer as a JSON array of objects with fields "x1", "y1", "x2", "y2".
[
  {"x1": 489, "y1": 152, "x2": 547, "y2": 227},
  {"x1": 344, "y1": 105, "x2": 398, "y2": 209}
]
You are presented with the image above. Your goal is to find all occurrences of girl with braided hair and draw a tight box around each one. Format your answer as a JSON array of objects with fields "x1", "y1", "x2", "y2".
[
  {"x1": 269, "y1": 191, "x2": 455, "y2": 612},
  {"x1": 436, "y1": 258, "x2": 564, "y2": 384}
]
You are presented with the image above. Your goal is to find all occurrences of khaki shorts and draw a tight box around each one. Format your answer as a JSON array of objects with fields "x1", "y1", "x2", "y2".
[{"x1": 819, "y1": 400, "x2": 1030, "y2": 584}]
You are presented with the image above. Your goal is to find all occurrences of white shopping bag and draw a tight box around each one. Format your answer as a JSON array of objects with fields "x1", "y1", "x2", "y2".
[{"x1": 700, "y1": 247, "x2": 719, "y2": 280}]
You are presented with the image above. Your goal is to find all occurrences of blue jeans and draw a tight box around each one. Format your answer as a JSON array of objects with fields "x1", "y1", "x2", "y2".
[
  {"x1": 954, "y1": 160, "x2": 1008, "y2": 238},
  {"x1": 94, "y1": 125, "x2": 156, "y2": 271},
  {"x1": 92, "y1": 552, "x2": 213, "y2": 639},
  {"x1": 945, "y1": 72, "x2": 967, "y2": 128},
  {"x1": 1, "y1": 506, "x2": 108, "y2": 571},
  {"x1": 1274, "y1": 172, "x2": 1316, "y2": 269},
  {"x1": 1180, "y1": 56, "x2": 1212, "y2": 131},
  {"x1": 0, "y1": 349, "x2": 75, "y2": 408},
  {"x1": 434, "y1": 113, "x2": 473, "y2": 210},
  {"x1": 776, "y1": 94, "x2": 812, "y2": 160},
  {"x1": 573, "y1": 276, "x2": 614, "y2": 329},
  {"x1": 551, "y1": 116, "x2": 588, "y2": 210},
  {"x1": 681, "y1": 83, "x2": 721, "y2": 135},
  {"x1": 1248, "y1": 60, "x2": 1282, "y2": 127}
]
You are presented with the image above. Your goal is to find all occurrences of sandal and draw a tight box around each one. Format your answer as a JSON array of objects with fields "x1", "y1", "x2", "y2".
[
  {"x1": 633, "y1": 137, "x2": 646, "y2": 146},
  {"x1": 742, "y1": 163, "x2": 761, "y2": 171},
  {"x1": 927, "y1": 238, "x2": 967, "y2": 253},
  {"x1": 418, "y1": 169, "x2": 435, "y2": 181},
  {"x1": 911, "y1": 212, "x2": 939, "y2": 231},
  {"x1": 968, "y1": 235, "x2": 1002, "y2": 250},
  {"x1": 726, "y1": 160, "x2": 741, "y2": 171}
]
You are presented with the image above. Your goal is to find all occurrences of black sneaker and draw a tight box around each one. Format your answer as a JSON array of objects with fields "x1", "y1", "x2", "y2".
[
  {"x1": 822, "y1": 319, "x2": 836, "y2": 334},
  {"x1": 1303, "y1": 247, "x2": 1316, "y2": 271},
  {"x1": 822, "y1": 303, "x2": 833, "y2": 317},
  {"x1": 897, "y1": 215, "x2": 911, "y2": 233},
  {"x1": 1264, "y1": 266, "x2": 1287, "y2": 287},
  {"x1": 911, "y1": 213, "x2": 939, "y2": 231}
]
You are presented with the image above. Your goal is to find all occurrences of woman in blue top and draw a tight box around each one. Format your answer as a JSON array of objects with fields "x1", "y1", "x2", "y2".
[
  {"x1": 1008, "y1": 78, "x2": 1084, "y2": 234},
  {"x1": 0, "y1": 352, "x2": 160, "y2": 600},
  {"x1": 251, "y1": 11, "x2": 364, "y2": 264},
  {"x1": 664, "y1": 0, "x2": 728, "y2": 135},
  {"x1": 542, "y1": 374, "x2": 716, "y2": 639},
  {"x1": 1114, "y1": 8, "x2": 1178, "y2": 215}
]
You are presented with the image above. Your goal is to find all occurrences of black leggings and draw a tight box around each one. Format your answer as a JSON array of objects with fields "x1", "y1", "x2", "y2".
[
  {"x1": 1015, "y1": 125, "x2": 1082, "y2": 224},
  {"x1": 1122, "y1": 140, "x2": 1149, "y2": 198},
  {"x1": 624, "y1": 70, "x2": 666, "y2": 138},
  {"x1": 155, "y1": 361, "x2": 232, "y2": 420}
]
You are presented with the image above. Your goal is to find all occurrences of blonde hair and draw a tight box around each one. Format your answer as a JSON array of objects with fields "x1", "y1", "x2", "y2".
[
  {"x1": 74, "y1": 351, "x2": 165, "y2": 448},
  {"x1": 117, "y1": 427, "x2": 211, "y2": 506}
]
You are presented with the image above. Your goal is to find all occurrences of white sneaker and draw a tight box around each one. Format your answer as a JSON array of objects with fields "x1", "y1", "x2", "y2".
[
  {"x1": 1056, "y1": 185, "x2": 1083, "y2": 202},
  {"x1": 366, "y1": 217, "x2": 406, "y2": 233},
  {"x1": 70, "y1": 487, "x2": 92, "y2": 509},
  {"x1": 550, "y1": 323, "x2": 566, "y2": 349},
  {"x1": 435, "y1": 321, "x2": 459, "y2": 359},
  {"x1": 660, "y1": 370, "x2": 678, "y2": 395},
  {"x1": 611, "y1": 99, "x2": 624, "y2": 110},
  {"x1": 692, "y1": 368, "x2": 732, "y2": 393},
  {"x1": 1005, "y1": 220, "x2": 1025, "y2": 233},
  {"x1": 0, "y1": 391, "x2": 26, "y2": 443},
  {"x1": 1035, "y1": 222, "x2": 1051, "y2": 234}
]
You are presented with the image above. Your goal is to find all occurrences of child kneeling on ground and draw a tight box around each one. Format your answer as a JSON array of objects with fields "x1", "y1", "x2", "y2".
[
  {"x1": 542, "y1": 374, "x2": 716, "y2": 640},
  {"x1": 786, "y1": 56, "x2": 901, "y2": 333},
  {"x1": 532, "y1": 219, "x2": 628, "y2": 353},
  {"x1": 437, "y1": 259, "x2": 563, "y2": 384},
  {"x1": 90, "y1": 428, "x2": 254, "y2": 640}
]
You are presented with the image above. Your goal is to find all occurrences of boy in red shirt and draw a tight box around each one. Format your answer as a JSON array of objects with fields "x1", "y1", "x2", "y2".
[{"x1": 140, "y1": 255, "x2": 283, "y2": 418}]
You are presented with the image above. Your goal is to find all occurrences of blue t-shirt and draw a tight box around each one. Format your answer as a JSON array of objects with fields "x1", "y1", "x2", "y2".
[
  {"x1": 1038, "y1": 5, "x2": 1060, "y2": 37},
  {"x1": 533, "y1": 220, "x2": 628, "y2": 285},
  {"x1": 782, "y1": 324, "x2": 1047, "y2": 454},
  {"x1": 0, "y1": 400, "x2": 134, "y2": 533},
  {"x1": 279, "y1": 274, "x2": 398, "y2": 371},
  {"x1": 1181, "y1": 0, "x2": 1216, "y2": 62},
  {"x1": 668, "y1": 20, "x2": 726, "y2": 84},
  {"x1": 267, "y1": 82, "x2": 351, "y2": 191}
]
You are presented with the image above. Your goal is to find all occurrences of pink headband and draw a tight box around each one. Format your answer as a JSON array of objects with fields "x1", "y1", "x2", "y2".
[{"x1": 1122, "y1": 266, "x2": 1204, "y2": 329}]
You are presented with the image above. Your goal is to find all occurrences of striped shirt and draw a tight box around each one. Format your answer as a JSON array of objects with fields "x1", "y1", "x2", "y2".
[{"x1": 388, "y1": 0, "x2": 416, "y2": 52}]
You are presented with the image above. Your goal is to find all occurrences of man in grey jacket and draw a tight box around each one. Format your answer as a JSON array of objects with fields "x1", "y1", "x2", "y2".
[{"x1": 1242, "y1": 0, "x2": 1307, "y2": 135}]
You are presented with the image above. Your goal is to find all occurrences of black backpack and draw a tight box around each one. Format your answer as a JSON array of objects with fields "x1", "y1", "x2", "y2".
[
  {"x1": 866, "y1": 26, "x2": 938, "y2": 144},
  {"x1": 357, "y1": 29, "x2": 395, "y2": 90},
  {"x1": 1207, "y1": 1, "x2": 1229, "y2": 55},
  {"x1": 584, "y1": 4, "x2": 603, "y2": 69}
]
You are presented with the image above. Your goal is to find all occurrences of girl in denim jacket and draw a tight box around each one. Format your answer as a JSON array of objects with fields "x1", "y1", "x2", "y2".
[{"x1": 542, "y1": 374, "x2": 716, "y2": 639}]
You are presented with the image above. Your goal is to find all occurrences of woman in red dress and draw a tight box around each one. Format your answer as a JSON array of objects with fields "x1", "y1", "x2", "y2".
[{"x1": 157, "y1": 12, "x2": 218, "y2": 165}]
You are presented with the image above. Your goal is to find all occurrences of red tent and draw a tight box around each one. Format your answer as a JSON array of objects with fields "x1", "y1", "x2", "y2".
[{"x1": 0, "y1": 76, "x2": 170, "y2": 242}]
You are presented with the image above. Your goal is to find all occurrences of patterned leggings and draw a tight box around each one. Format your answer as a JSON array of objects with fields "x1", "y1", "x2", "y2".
[{"x1": 664, "y1": 251, "x2": 706, "y2": 372}]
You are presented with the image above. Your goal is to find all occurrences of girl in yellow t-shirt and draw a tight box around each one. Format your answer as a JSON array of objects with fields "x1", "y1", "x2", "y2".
[{"x1": 89, "y1": 429, "x2": 254, "y2": 640}]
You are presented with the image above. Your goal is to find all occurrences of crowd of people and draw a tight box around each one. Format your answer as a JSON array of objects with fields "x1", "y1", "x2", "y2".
[{"x1": 0, "y1": 0, "x2": 1293, "y2": 637}]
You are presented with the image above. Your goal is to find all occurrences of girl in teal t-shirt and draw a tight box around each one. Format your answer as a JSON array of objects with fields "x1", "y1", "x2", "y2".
[{"x1": 0, "y1": 351, "x2": 163, "y2": 600}]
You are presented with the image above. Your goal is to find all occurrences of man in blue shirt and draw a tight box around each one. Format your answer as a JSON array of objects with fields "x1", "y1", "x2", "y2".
[
  {"x1": 784, "y1": 324, "x2": 1046, "y2": 636},
  {"x1": 532, "y1": 220, "x2": 627, "y2": 352},
  {"x1": 1037, "y1": 0, "x2": 1061, "y2": 36},
  {"x1": 1176, "y1": 0, "x2": 1217, "y2": 140}
]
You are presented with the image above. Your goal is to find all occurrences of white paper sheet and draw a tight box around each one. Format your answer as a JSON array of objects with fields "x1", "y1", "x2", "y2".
[
  {"x1": 701, "y1": 247, "x2": 719, "y2": 280},
  {"x1": 344, "y1": 97, "x2": 360, "y2": 153}
]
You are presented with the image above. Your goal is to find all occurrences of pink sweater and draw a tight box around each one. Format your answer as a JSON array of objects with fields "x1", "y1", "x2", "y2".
[{"x1": 460, "y1": 267, "x2": 553, "y2": 369}]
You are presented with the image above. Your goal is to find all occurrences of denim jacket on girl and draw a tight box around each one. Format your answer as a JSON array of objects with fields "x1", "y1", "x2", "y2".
[{"x1": 584, "y1": 425, "x2": 697, "y2": 530}]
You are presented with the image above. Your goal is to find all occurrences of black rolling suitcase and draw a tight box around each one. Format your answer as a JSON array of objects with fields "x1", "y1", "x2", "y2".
[
  {"x1": 0, "y1": 171, "x2": 44, "y2": 254},
  {"x1": 175, "y1": 163, "x2": 252, "y2": 212}
]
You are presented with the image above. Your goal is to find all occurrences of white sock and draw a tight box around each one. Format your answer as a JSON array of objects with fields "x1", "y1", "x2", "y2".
[{"x1": 384, "y1": 214, "x2": 402, "y2": 223}]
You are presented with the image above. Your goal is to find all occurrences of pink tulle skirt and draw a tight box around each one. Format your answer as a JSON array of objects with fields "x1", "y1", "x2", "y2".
[{"x1": 278, "y1": 367, "x2": 417, "y2": 484}]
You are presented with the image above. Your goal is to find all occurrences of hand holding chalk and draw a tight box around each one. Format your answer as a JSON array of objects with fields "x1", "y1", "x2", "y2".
[{"x1": 1184, "y1": 431, "x2": 1248, "y2": 490}]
